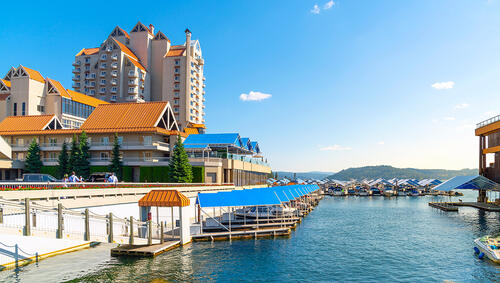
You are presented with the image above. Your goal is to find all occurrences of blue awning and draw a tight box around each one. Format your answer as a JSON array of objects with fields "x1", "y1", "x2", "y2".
[
  {"x1": 196, "y1": 184, "x2": 319, "y2": 208},
  {"x1": 433, "y1": 175, "x2": 500, "y2": 192}
]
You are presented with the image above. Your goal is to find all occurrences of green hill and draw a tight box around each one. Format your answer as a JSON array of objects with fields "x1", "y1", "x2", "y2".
[{"x1": 328, "y1": 165, "x2": 477, "y2": 181}]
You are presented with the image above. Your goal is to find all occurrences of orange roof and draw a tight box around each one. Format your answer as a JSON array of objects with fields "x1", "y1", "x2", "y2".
[
  {"x1": 191, "y1": 123, "x2": 206, "y2": 129},
  {"x1": 184, "y1": 127, "x2": 199, "y2": 135},
  {"x1": 138, "y1": 190, "x2": 190, "y2": 207},
  {"x1": 0, "y1": 94, "x2": 10, "y2": 101},
  {"x1": 0, "y1": 115, "x2": 55, "y2": 133},
  {"x1": 20, "y1": 66, "x2": 45, "y2": 83},
  {"x1": 0, "y1": 127, "x2": 186, "y2": 137},
  {"x1": 81, "y1": 101, "x2": 168, "y2": 131},
  {"x1": 76, "y1": 48, "x2": 100, "y2": 56},
  {"x1": 166, "y1": 48, "x2": 185, "y2": 57},
  {"x1": 67, "y1": 89, "x2": 109, "y2": 107},
  {"x1": 47, "y1": 78, "x2": 70, "y2": 98},
  {"x1": 111, "y1": 38, "x2": 146, "y2": 71},
  {"x1": 1, "y1": 79, "x2": 11, "y2": 88}
]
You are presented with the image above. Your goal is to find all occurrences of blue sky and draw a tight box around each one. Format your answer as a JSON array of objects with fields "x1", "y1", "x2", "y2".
[{"x1": 1, "y1": 0, "x2": 499, "y2": 172}]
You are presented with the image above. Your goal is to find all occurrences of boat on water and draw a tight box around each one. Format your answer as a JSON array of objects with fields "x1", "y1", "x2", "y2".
[
  {"x1": 347, "y1": 188, "x2": 357, "y2": 195},
  {"x1": 474, "y1": 234, "x2": 500, "y2": 263},
  {"x1": 235, "y1": 205, "x2": 296, "y2": 218},
  {"x1": 358, "y1": 188, "x2": 371, "y2": 196},
  {"x1": 406, "y1": 189, "x2": 420, "y2": 196},
  {"x1": 383, "y1": 186, "x2": 395, "y2": 197},
  {"x1": 370, "y1": 187, "x2": 381, "y2": 196},
  {"x1": 330, "y1": 187, "x2": 346, "y2": 196}
]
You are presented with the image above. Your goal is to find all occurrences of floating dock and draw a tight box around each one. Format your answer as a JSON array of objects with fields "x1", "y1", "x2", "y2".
[
  {"x1": 428, "y1": 202, "x2": 459, "y2": 212},
  {"x1": 192, "y1": 227, "x2": 291, "y2": 241},
  {"x1": 110, "y1": 240, "x2": 180, "y2": 257}
]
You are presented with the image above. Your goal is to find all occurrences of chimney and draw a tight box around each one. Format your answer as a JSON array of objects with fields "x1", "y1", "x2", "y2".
[{"x1": 149, "y1": 24, "x2": 154, "y2": 34}]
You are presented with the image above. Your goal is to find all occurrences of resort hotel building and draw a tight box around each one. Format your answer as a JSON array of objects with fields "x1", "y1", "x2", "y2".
[
  {"x1": 72, "y1": 22, "x2": 205, "y2": 130},
  {"x1": 476, "y1": 115, "x2": 500, "y2": 184},
  {"x1": 0, "y1": 102, "x2": 270, "y2": 184},
  {"x1": 0, "y1": 21, "x2": 270, "y2": 185}
]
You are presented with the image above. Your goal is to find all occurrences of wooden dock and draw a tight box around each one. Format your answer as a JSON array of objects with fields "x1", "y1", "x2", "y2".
[
  {"x1": 428, "y1": 202, "x2": 459, "y2": 212},
  {"x1": 447, "y1": 202, "x2": 500, "y2": 212},
  {"x1": 192, "y1": 228, "x2": 291, "y2": 241},
  {"x1": 110, "y1": 240, "x2": 180, "y2": 257}
]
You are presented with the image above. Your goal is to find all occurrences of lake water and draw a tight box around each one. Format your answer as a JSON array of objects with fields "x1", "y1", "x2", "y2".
[{"x1": 2, "y1": 191, "x2": 500, "y2": 282}]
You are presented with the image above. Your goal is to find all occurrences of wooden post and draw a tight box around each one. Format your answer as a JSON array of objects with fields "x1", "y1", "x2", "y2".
[
  {"x1": 228, "y1": 207, "x2": 232, "y2": 240},
  {"x1": 0, "y1": 207, "x2": 3, "y2": 224},
  {"x1": 32, "y1": 211, "x2": 36, "y2": 228},
  {"x1": 84, "y1": 209, "x2": 90, "y2": 241},
  {"x1": 160, "y1": 221, "x2": 164, "y2": 244},
  {"x1": 108, "y1": 213, "x2": 113, "y2": 243},
  {"x1": 171, "y1": 207, "x2": 174, "y2": 238},
  {"x1": 147, "y1": 220, "x2": 152, "y2": 246},
  {"x1": 129, "y1": 216, "x2": 134, "y2": 245},
  {"x1": 24, "y1": 198, "x2": 31, "y2": 236},
  {"x1": 57, "y1": 203, "x2": 63, "y2": 239}
]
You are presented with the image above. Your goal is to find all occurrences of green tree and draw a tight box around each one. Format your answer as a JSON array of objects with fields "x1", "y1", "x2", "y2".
[
  {"x1": 77, "y1": 131, "x2": 91, "y2": 179},
  {"x1": 169, "y1": 135, "x2": 193, "y2": 183},
  {"x1": 108, "y1": 133, "x2": 123, "y2": 180},
  {"x1": 69, "y1": 134, "x2": 80, "y2": 173},
  {"x1": 57, "y1": 142, "x2": 70, "y2": 178},
  {"x1": 24, "y1": 138, "x2": 43, "y2": 173}
]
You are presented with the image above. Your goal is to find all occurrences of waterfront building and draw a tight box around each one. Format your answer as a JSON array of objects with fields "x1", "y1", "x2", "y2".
[
  {"x1": 0, "y1": 65, "x2": 108, "y2": 128},
  {"x1": 72, "y1": 22, "x2": 206, "y2": 130},
  {"x1": 0, "y1": 102, "x2": 270, "y2": 184}
]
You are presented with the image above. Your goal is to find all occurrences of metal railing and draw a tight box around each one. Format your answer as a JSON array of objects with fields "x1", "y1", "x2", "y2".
[
  {"x1": 477, "y1": 114, "x2": 500, "y2": 129},
  {"x1": 0, "y1": 182, "x2": 235, "y2": 190}
]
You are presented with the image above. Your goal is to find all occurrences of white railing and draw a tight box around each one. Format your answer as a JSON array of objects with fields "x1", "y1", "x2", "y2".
[{"x1": 477, "y1": 114, "x2": 500, "y2": 129}]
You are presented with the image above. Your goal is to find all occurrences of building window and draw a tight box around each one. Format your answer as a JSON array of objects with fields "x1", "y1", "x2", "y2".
[
  {"x1": 22, "y1": 102, "x2": 26, "y2": 116},
  {"x1": 143, "y1": 152, "x2": 152, "y2": 161},
  {"x1": 100, "y1": 71, "x2": 106, "y2": 77},
  {"x1": 175, "y1": 60, "x2": 180, "y2": 65},
  {"x1": 175, "y1": 75, "x2": 180, "y2": 81},
  {"x1": 100, "y1": 87, "x2": 106, "y2": 93},
  {"x1": 85, "y1": 57, "x2": 90, "y2": 63},
  {"x1": 117, "y1": 136, "x2": 123, "y2": 145},
  {"x1": 174, "y1": 100, "x2": 179, "y2": 105},
  {"x1": 143, "y1": 136, "x2": 152, "y2": 146},
  {"x1": 100, "y1": 137, "x2": 109, "y2": 146},
  {"x1": 111, "y1": 95, "x2": 117, "y2": 101},
  {"x1": 101, "y1": 54, "x2": 107, "y2": 60},
  {"x1": 175, "y1": 67, "x2": 180, "y2": 73},
  {"x1": 49, "y1": 138, "x2": 57, "y2": 146},
  {"x1": 174, "y1": 108, "x2": 179, "y2": 113},
  {"x1": 100, "y1": 152, "x2": 109, "y2": 160},
  {"x1": 16, "y1": 138, "x2": 24, "y2": 146},
  {"x1": 100, "y1": 79, "x2": 106, "y2": 85},
  {"x1": 100, "y1": 63, "x2": 107, "y2": 69}
]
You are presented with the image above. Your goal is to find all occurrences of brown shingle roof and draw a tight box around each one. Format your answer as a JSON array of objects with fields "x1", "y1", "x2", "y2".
[
  {"x1": 20, "y1": 66, "x2": 45, "y2": 83},
  {"x1": 0, "y1": 115, "x2": 55, "y2": 133},
  {"x1": 0, "y1": 94, "x2": 10, "y2": 101}
]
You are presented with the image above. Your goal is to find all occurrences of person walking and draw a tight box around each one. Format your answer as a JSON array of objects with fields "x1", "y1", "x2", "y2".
[
  {"x1": 68, "y1": 171, "x2": 79, "y2": 183},
  {"x1": 108, "y1": 172, "x2": 118, "y2": 184}
]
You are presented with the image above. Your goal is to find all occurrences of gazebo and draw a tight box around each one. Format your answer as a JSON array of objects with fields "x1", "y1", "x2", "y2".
[{"x1": 138, "y1": 190, "x2": 191, "y2": 245}]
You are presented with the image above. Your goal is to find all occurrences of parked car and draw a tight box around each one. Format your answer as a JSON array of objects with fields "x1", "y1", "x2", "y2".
[
  {"x1": 22, "y1": 173, "x2": 59, "y2": 182},
  {"x1": 88, "y1": 172, "x2": 113, "y2": 182}
]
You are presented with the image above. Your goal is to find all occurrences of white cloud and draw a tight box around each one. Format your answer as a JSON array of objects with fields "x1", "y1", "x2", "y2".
[
  {"x1": 324, "y1": 0, "x2": 335, "y2": 9},
  {"x1": 454, "y1": 103, "x2": 469, "y2": 109},
  {"x1": 444, "y1": 117, "x2": 456, "y2": 121},
  {"x1": 431, "y1": 81, "x2": 455, "y2": 90},
  {"x1": 320, "y1": 145, "x2": 352, "y2": 151},
  {"x1": 239, "y1": 91, "x2": 272, "y2": 101},
  {"x1": 310, "y1": 4, "x2": 320, "y2": 14},
  {"x1": 378, "y1": 141, "x2": 385, "y2": 145}
]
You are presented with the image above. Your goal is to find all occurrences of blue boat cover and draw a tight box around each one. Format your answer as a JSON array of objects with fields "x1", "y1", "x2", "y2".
[
  {"x1": 433, "y1": 175, "x2": 500, "y2": 192},
  {"x1": 197, "y1": 184, "x2": 319, "y2": 207}
]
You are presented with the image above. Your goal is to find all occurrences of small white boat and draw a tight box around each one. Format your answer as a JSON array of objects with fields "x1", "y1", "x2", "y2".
[
  {"x1": 331, "y1": 187, "x2": 345, "y2": 196},
  {"x1": 474, "y1": 235, "x2": 500, "y2": 263},
  {"x1": 383, "y1": 187, "x2": 395, "y2": 197},
  {"x1": 407, "y1": 189, "x2": 420, "y2": 196},
  {"x1": 235, "y1": 205, "x2": 296, "y2": 218},
  {"x1": 358, "y1": 188, "x2": 371, "y2": 196}
]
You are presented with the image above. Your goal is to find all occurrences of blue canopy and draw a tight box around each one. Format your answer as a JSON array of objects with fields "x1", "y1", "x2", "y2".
[
  {"x1": 433, "y1": 175, "x2": 500, "y2": 192},
  {"x1": 196, "y1": 184, "x2": 319, "y2": 208}
]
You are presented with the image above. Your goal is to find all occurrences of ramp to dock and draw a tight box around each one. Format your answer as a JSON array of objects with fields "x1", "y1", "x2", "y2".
[{"x1": 192, "y1": 227, "x2": 291, "y2": 241}]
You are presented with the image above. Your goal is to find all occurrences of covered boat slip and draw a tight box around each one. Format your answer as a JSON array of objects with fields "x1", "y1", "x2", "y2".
[
  {"x1": 193, "y1": 185, "x2": 322, "y2": 240},
  {"x1": 429, "y1": 175, "x2": 500, "y2": 212}
]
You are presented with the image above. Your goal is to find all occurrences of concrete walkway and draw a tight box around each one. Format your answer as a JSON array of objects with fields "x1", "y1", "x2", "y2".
[{"x1": 0, "y1": 234, "x2": 90, "y2": 270}]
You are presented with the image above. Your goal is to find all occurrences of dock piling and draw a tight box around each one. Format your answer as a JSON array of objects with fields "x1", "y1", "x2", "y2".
[
  {"x1": 147, "y1": 220, "x2": 152, "y2": 246},
  {"x1": 108, "y1": 213, "x2": 114, "y2": 243},
  {"x1": 57, "y1": 203, "x2": 63, "y2": 239},
  {"x1": 24, "y1": 198, "x2": 31, "y2": 236},
  {"x1": 129, "y1": 216, "x2": 134, "y2": 245},
  {"x1": 160, "y1": 221, "x2": 164, "y2": 244}
]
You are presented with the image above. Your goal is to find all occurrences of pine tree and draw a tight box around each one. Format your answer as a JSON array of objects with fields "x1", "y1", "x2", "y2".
[
  {"x1": 57, "y1": 142, "x2": 70, "y2": 178},
  {"x1": 69, "y1": 134, "x2": 80, "y2": 173},
  {"x1": 77, "y1": 131, "x2": 91, "y2": 179},
  {"x1": 25, "y1": 138, "x2": 43, "y2": 173},
  {"x1": 108, "y1": 133, "x2": 123, "y2": 180},
  {"x1": 169, "y1": 135, "x2": 193, "y2": 183}
]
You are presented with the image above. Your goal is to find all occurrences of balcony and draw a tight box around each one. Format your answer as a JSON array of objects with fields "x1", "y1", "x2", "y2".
[
  {"x1": 202, "y1": 77, "x2": 206, "y2": 81},
  {"x1": 128, "y1": 71, "x2": 138, "y2": 78},
  {"x1": 128, "y1": 88, "x2": 138, "y2": 94},
  {"x1": 72, "y1": 68, "x2": 81, "y2": 73},
  {"x1": 110, "y1": 88, "x2": 117, "y2": 93},
  {"x1": 128, "y1": 79, "x2": 138, "y2": 86},
  {"x1": 111, "y1": 63, "x2": 118, "y2": 69},
  {"x1": 100, "y1": 81, "x2": 106, "y2": 86},
  {"x1": 100, "y1": 65, "x2": 107, "y2": 69},
  {"x1": 72, "y1": 61, "x2": 81, "y2": 66},
  {"x1": 72, "y1": 83, "x2": 81, "y2": 88},
  {"x1": 111, "y1": 71, "x2": 118, "y2": 77},
  {"x1": 72, "y1": 75, "x2": 80, "y2": 81},
  {"x1": 111, "y1": 79, "x2": 117, "y2": 85},
  {"x1": 111, "y1": 54, "x2": 118, "y2": 60},
  {"x1": 100, "y1": 72, "x2": 106, "y2": 77},
  {"x1": 197, "y1": 58, "x2": 204, "y2": 65},
  {"x1": 99, "y1": 89, "x2": 106, "y2": 94}
]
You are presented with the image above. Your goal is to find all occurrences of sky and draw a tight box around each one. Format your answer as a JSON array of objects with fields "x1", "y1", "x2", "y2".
[{"x1": 1, "y1": 0, "x2": 499, "y2": 173}]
